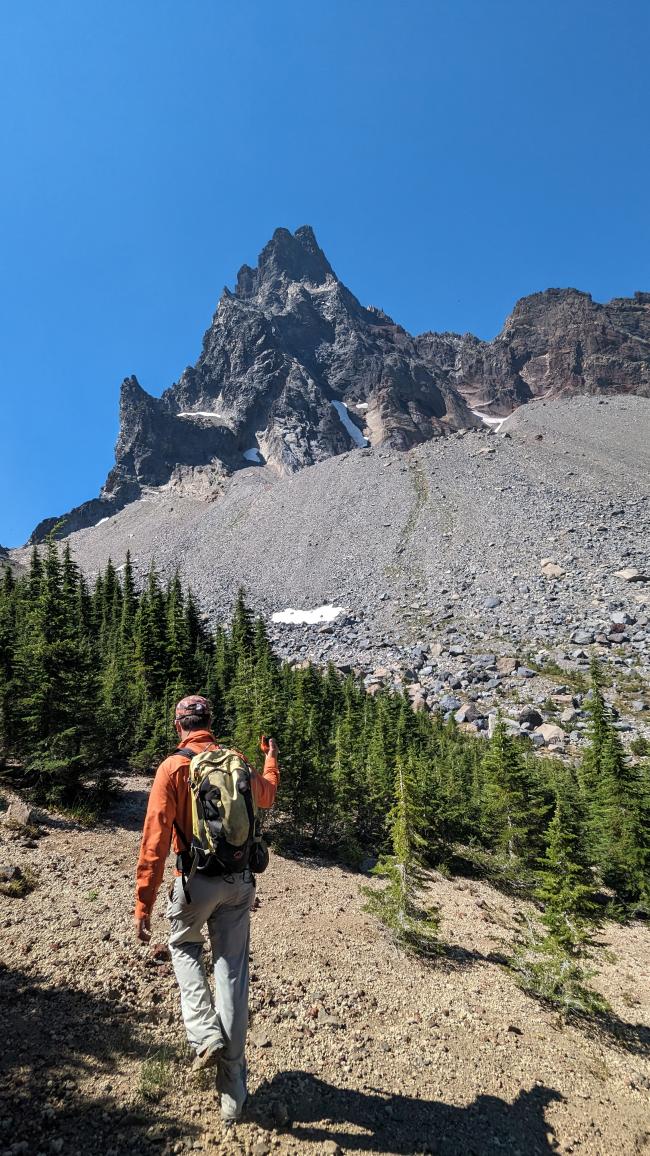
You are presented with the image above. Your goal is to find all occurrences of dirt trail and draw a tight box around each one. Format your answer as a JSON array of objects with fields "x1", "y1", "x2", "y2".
[{"x1": 1, "y1": 776, "x2": 649, "y2": 1156}]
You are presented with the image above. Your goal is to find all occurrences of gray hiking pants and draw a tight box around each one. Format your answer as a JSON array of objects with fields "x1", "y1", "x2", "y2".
[{"x1": 167, "y1": 870, "x2": 254, "y2": 1113}]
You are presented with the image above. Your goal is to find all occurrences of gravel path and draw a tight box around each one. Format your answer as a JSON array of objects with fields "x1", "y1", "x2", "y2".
[{"x1": 1, "y1": 777, "x2": 649, "y2": 1155}]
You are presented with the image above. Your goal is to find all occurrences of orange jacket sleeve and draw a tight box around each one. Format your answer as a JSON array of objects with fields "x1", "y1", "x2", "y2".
[
  {"x1": 135, "y1": 758, "x2": 177, "y2": 922},
  {"x1": 251, "y1": 752, "x2": 280, "y2": 809}
]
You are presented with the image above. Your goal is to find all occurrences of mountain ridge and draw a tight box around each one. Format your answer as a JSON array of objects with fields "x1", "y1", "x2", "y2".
[{"x1": 30, "y1": 226, "x2": 650, "y2": 543}]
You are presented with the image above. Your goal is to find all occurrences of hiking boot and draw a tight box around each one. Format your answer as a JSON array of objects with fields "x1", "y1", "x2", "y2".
[
  {"x1": 221, "y1": 1091, "x2": 248, "y2": 1127},
  {"x1": 191, "y1": 1041, "x2": 223, "y2": 1073}
]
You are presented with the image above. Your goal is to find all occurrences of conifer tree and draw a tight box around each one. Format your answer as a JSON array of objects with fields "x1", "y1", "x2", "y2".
[
  {"x1": 0, "y1": 566, "x2": 16, "y2": 751},
  {"x1": 580, "y1": 660, "x2": 649, "y2": 903},
  {"x1": 13, "y1": 538, "x2": 99, "y2": 802},
  {"x1": 535, "y1": 797, "x2": 598, "y2": 949},
  {"x1": 481, "y1": 716, "x2": 546, "y2": 864},
  {"x1": 363, "y1": 693, "x2": 396, "y2": 846},
  {"x1": 331, "y1": 677, "x2": 365, "y2": 862},
  {"x1": 510, "y1": 796, "x2": 607, "y2": 1017},
  {"x1": 363, "y1": 747, "x2": 440, "y2": 955}
]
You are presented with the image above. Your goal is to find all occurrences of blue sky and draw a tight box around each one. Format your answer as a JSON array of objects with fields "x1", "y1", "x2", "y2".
[{"x1": 1, "y1": 0, "x2": 648, "y2": 546}]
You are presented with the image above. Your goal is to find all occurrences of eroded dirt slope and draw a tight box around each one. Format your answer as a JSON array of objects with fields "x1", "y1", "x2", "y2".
[{"x1": 1, "y1": 777, "x2": 649, "y2": 1156}]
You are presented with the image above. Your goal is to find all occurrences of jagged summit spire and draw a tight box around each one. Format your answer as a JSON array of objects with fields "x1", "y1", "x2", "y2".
[{"x1": 235, "y1": 225, "x2": 335, "y2": 298}]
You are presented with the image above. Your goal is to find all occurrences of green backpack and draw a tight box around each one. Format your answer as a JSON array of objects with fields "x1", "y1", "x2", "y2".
[{"x1": 174, "y1": 745, "x2": 268, "y2": 888}]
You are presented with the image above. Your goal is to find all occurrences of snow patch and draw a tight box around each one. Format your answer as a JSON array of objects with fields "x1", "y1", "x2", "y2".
[
  {"x1": 471, "y1": 409, "x2": 510, "y2": 434},
  {"x1": 96, "y1": 517, "x2": 109, "y2": 526},
  {"x1": 272, "y1": 604, "x2": 346, "y2": 626},
  {"x1": 331, "y1": 400, "x2": 369, "y2": 448},
  {"x1": 177, "y1": 411, "x2": 222, "y2": 420},
  {"x1": 355, "y1": 402, "x2": 369, "y2": 411},
  {"x1": 243, "y1": 447, "x2": 264, "y2": 464}
]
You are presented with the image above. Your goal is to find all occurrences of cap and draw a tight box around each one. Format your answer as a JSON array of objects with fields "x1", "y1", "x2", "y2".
[{"x1": 175, "y1": 694, "x2": 212, "y2": 723}]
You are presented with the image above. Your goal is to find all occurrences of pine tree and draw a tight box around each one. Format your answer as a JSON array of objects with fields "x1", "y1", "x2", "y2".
[
  {"x1": 481, "y1": 717, "x2": 546, "y2": 865},
  {"x1": 363, "y1": 693, "x2": 397, "y2": 846},
  {"x1": 578, "y1": 658, "x2": 609, "y2": 800},
  {"x1": 331, "y1": 677, "x2": 365, "y2": 863},
  {"x1": 363, "y1": 747, "x2": 440, "y2": 955},
  {"x1": 231, "y1": 587, "x2": 254, "y2": 655},
  {"x1": 592, "y1": 729, "x2": 648, "y2": 903},
  {"x1": 13, "y1": 538, "x2": 100, "y2": 803},
  {"x1": 535, "y1": 797, "x2": 598, "y2": 950},
  {"x1": 165, "y1": 571, "x2": 192, "y2": 692},
  {"x1": 510, "y1": 796, "x2": 607, "y2": 1017},
  {"x1": 580, "y1": 660, "x2": 649, "y2": 904},
  {"x1": 0, "y1": 566, "x2": 16, "y2": 752}
]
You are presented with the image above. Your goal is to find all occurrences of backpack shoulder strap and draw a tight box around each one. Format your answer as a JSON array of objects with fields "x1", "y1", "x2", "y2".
[{"x1": 169, "y1": 748, "x2": 201, "y2": 852}]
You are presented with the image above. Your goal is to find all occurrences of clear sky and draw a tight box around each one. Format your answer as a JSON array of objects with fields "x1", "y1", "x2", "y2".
[{"x1": 1, "y1": 0, "x2": 648, "y2": 546}]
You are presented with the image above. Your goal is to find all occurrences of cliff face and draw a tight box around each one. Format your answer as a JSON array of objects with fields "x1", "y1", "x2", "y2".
[
  {"x1": 417, "y1": 289, "x2": 650, "y2": 414},
  {"x1": 30, "y1": 227, "x2": 650, "y2": 542}
]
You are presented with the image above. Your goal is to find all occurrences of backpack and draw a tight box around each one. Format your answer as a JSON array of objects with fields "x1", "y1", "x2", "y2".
[{"x1": 173, "y1": 745, "x2": 268, "y2": 891}]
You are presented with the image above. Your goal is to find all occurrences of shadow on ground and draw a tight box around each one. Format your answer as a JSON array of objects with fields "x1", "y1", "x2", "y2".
[
  {"x1": 103, "y1": 773, "x2": 152, "y2": 832},
  {"x1": 0, "y1": 963, "x2": 196, "y2": 1154},
  {"x1": 247, "y1": 1068, "x2": 562, "y2": 1151},
  {"x1": 249, "y1": 1071, "x2": 564, "y2": 1155}
]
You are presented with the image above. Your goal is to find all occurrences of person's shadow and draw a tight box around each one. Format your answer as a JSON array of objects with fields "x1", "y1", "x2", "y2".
[{"x1": 249, "y1": 1070, "x2": 564, "y2": 1155}]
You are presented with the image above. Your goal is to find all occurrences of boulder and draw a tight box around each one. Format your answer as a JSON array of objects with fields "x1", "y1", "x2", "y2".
[
  {"x1": 615, "y1": 568, "x2": 648, "y2": 582},
  {"x1": 439, "y1": 695, "x2": 462, "y2": 713},
  {"x1": 541, "y1": 560, "x2": 566, "y2": 579},
  {"x1": 455, "y1": 703, "x2": 480, "y2": 724},
  {"x1": 5, "y1": 800, "x2": 34, "y2": 827},
  {"x1": 571, "y1": 630, "x2": 595, "y2": 645},
  {"x1": 534, "y1": 723, "x2": 566, "y2": 746},
  {"x1": 518, "y1": 705, "x2": 543, "y2": 729},
  {"x1": 496, "y1": 657, "x2": 518, "y2": 675}
]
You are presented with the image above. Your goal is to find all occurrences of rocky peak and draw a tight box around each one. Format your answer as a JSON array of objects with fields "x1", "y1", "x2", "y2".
[
  {"x1": 29, "y1": 227, "x2": 649, "y2": 543},
  {"x1": 235, "y1": 225, "x2": 335, "y2": 302}
]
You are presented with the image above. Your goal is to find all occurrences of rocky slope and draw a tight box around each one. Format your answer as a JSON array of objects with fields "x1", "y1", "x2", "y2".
[
  {"x1": 20, "y1": 395, "x2": 650, "y2": 750},
  {"x1": 30, "y1": 228, "x2": 649, "y2": 542},
  {"x1": 1, "y1": 777, "x2": 649, "y2": 1156}
]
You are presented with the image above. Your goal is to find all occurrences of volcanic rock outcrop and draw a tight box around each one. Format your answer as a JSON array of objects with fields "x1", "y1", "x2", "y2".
[
  {"x1": 31, "y1": 227, "x2": 650, "y2": 541},
  {"x1": 417, "y1": 288, "x2": 650, "y2": 414}
]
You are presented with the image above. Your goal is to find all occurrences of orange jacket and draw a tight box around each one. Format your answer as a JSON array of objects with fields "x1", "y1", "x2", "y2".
[{"x1": 134, "y1": 730, "x2": 279, "y2": 922}]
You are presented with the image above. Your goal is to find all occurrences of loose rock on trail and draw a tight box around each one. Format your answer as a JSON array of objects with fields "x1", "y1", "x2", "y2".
[{"x1": 1, "y1": 775, "x2": 649, "y2": 1155}]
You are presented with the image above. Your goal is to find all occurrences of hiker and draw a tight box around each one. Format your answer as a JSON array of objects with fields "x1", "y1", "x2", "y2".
[{"x1": 134, "y1": 694, "x2": 280, "y2": 1125}]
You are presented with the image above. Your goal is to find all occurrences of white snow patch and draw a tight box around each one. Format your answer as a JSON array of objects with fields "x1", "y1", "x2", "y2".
[
  {"x1": 355, "y1": 402, "x2": 369, "y2": 411},
  {"x1": 272, "y1": 604, "x2": 346, "y2": 626},
  {"x1": 177, "y1": 411, "x2": 222, "y2": 420},
  {"x1": 96, "y1": 517, "x2": 109, "y2": 526},
  {"x1": 331, "y1": 400, "x2": 369, "y2": 447},
  {"x1": 243, "y1": 447, "x2": 264, "y2": 464},
  {"x1": 471, "y1": 409, "x2": 511, "y2": 434}
]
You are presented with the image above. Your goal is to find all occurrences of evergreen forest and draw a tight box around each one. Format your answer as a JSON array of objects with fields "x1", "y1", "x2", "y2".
[{"x1": 0, "y1": 541, "x2": 648, "y2": 930}]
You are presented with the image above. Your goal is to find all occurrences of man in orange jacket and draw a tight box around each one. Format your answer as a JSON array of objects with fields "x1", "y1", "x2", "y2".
[{"x1": 135, "y1": 694, "x2": 280, "y2": 1125}]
